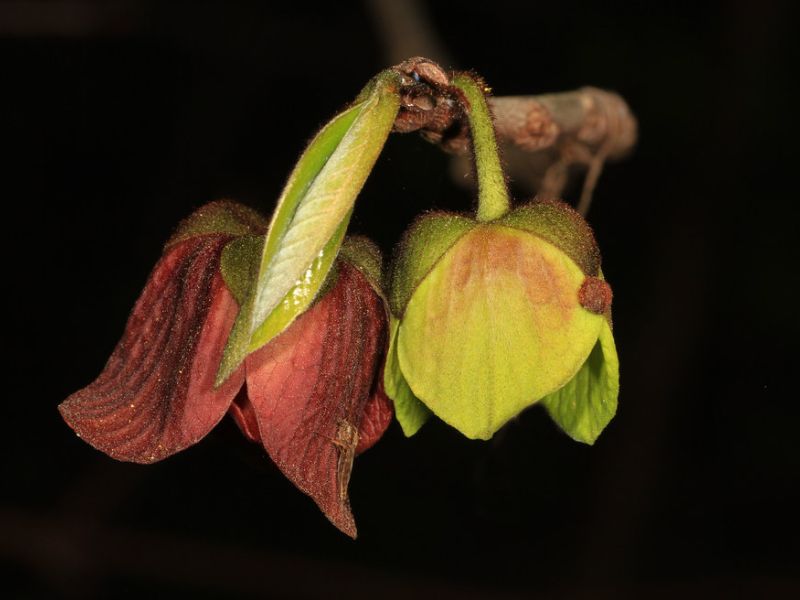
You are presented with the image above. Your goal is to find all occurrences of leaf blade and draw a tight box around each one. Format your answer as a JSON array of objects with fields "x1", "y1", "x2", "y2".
[
  {"x1": 250, "y1": 73, "x2": 400, "y2": 336},
  {"x1": 216, "y1": 72, "x2": 400, "y2": 384}
]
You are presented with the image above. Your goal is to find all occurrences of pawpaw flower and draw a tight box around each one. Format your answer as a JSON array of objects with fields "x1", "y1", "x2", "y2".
[
  {"x1": 59, "y1": 201, "x2": 391, "y2": 538},
  {"x1": 384, "y1": 73, "x2": 619, "y2": 443}
]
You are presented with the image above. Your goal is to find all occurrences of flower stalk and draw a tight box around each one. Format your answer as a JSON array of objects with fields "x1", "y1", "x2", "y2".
[{"x1": 451, "y1": 73, "x2": 510, "y2": 222}]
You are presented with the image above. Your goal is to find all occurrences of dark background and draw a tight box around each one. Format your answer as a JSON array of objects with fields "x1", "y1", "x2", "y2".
[{"x1": 3, "y1": 1, "x2": 798, "y2": 597}]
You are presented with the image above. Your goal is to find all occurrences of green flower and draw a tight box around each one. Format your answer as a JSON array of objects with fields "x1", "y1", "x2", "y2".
[{"x1": 384, "y1": 74, "x2": 619, "y2": 443}]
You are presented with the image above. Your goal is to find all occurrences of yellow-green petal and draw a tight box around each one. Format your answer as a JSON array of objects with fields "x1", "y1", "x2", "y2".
[
  {"x1": 384, "y1": 317, "x2": 431, "y2": 437},
  {"x1": 541, "y1": 319, "x2": 619, "y2": 444},
  {"x1": 398, "y1": 224, "x2": 603, "y2": 439}
]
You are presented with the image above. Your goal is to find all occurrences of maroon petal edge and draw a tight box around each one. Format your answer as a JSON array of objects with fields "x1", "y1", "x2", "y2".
[
  {"x1": 59, "y1": 235, "x2": 245, "y2": 463},
  {"x1": 229, "y1": 390, "x2": 261, "y2": 443},
  {"x1": 244, "y1": 262, "x2": 387, "y2": 538},
  {"x1": 356, "y1": 377, "x2": 393, "y2": 455}
]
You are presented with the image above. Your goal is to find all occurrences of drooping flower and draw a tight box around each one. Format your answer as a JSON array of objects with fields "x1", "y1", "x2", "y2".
[
  {"x1": 386, "y1": 198, "x2": 618, "y2": 442},
  {"x1": 383, "y1": 73, "x2": 619, "y2": 444},
  {"x1": 59, "y1": 200, "x2": 392, "y2": 537}
]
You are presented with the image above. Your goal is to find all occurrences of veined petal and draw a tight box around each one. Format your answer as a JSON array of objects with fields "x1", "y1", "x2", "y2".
[
  {"x1": 243, "y1": 262, "x2": 386, "y2": 539},
  {"x1": 229, "y1": 371, "x2": 393, "y2": 454},
  {"x1": 59, "y1": 235, "x2": 245, "y2": 463},
  {"x1": 355, "y1": 378, "x2": 393, "y2": 454}
]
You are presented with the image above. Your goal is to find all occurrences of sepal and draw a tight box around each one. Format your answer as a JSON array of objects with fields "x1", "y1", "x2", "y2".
[
  {"x1": 167, "y1": 199, "x2": 266, "y2": 248},
  {"x1": 388, "y1": 211, "x2": 475, "y2": 316},
  {"x1": 498, "y1": 197, "x2": 600, "y2": 276}
]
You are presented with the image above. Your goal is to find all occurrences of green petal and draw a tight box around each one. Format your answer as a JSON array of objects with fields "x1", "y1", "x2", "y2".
[
  {"x1": 216, "y1": 71, "x2": 401, "y2": 384},
  {"x1": 398, "y1": 224, "x2": 604, "y2": 439},
  {"x1": 384, "y1": 317, "x2": 431, "y2": 437},
  {"x1": 498, "y1": 198, "x2": 600, "y2": 276},
  {"x1": 541, "y1": 319, "x2": 619, "y2": 444},
  {"x1": 389, "y1": 211, "x2": 476, "y2": 316}
]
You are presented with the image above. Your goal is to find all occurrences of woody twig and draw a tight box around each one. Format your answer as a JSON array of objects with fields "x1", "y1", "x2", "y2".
[
  {"x1": 391, "y1": 57, "x2": 637, "y2": 215},
  {"x1": 491, "y1": 89, "x2": 637, "y2": 215}
]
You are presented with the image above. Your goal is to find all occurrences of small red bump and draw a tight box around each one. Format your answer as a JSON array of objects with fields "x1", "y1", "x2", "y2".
[{"x1": 578, "y1": 276, "x2": 613, "y2": 314}]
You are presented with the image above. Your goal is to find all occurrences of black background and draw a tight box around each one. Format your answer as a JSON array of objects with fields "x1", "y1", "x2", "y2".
[{"x1": 3, "y1": 1, "x2": 799, "y2": 597}]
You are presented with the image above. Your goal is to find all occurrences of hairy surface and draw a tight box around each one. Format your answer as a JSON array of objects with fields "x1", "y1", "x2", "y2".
[
  {"x1": 59, "y1": 235, "x2": 245, "y2": 463},
  {"x1": 243, "y1": 262, "x2": 387, "y2": 538}
]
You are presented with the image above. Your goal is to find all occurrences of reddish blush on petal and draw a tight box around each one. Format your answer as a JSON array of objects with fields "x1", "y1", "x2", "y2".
[
  {"x1": 58, "y1": 236, "x2": 245, "y2": 463},
  {"x1": 244, "y1": 262, "x2": 386, "y2": 538}
]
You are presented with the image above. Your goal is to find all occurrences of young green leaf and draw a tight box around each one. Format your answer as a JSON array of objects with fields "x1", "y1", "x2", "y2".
[
  {"x1": 216, "y1": 71, "x2": 401, "y2": 384},
  {"x1": 384, "y1": 317, "x2": 431, "y2": 437},
  {"x1": 541, "y1": 319, "x2": 619, "y2": 444},
  {"x1": 249, "y1": 213, "x2": 350, "y2": 351}
]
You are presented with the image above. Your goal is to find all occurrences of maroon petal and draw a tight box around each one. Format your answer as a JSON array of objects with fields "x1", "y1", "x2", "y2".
[
  {"x1": 244, "y1": 262, "x2": 387, "y2": 538},
  {"x1": 232, "y1": 357, "x2": 393, "y2": 453},
  {"x1": 229, "y1": 390, "x2": 261, "y2": 443},
  {"x1": 231, "y1": 367, "x2": 393, "y2": 453},
  {"x1": 59, "y1": 235, "x2": 245, "y2": 463},
  {"x1": 356, "y1": 378, "x2": 393, "y2": 455}
]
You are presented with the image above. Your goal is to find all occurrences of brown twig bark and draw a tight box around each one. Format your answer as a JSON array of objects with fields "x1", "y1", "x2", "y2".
[
  {"x1": 490, "y1": 89, "x2": 637, "y2": 214},
  {"x1": 390, "y1": 58, "x2": 637, "y2": 215},
  {"x1": 490, "y1": 89, "x2": 636, "y2": 160}
]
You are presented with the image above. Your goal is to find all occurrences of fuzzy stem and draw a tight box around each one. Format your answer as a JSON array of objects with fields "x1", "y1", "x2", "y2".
[{"x1": 452, "y1": 73, "x2": 510, "y2": 222}]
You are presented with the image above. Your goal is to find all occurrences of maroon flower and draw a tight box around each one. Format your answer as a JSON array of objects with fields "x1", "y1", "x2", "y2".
[{"x1": 59, "y1": 200, "x2": 392, "y2": 537}]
